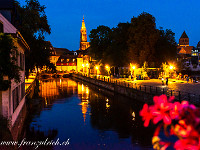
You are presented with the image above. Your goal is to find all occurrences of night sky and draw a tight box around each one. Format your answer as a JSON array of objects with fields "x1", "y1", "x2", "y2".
[{"x1": 18, "y1": 0, "x2": 200, "y2": 51}]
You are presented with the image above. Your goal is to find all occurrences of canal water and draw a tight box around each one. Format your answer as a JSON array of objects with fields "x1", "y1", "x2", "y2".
[{"x1": 22, "y1": 78, "x2": 154, "y2": 150}]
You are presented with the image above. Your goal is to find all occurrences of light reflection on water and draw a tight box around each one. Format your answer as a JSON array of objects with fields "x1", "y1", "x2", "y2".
[{"x1": 23, "y1": 78, "x2": 154, "y2": 150}]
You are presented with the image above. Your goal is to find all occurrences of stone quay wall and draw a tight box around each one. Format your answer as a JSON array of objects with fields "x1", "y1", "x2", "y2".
[{"x1": 72, "y1": 74, "x2": 155, "y2": 104}]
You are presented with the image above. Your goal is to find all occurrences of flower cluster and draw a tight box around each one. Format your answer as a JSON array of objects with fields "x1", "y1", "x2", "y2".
[{"x1": 140, "y1": 95, "x2": 200, "y2": 150}]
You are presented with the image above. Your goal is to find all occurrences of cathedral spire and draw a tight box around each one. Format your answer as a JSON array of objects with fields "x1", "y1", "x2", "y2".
[
  {"x1": 82, "y1": 15, "x2": 85, "y2": 29},
  {"x1": 80, "y1": 16, "x2": 90, "y2": 50}
]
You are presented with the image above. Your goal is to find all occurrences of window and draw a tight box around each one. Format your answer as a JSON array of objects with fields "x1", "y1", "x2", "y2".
[
  {"x1": 67, "y1": 59, "x2": 69, "y2": 62},
  {"x1": 12, "y1": 87, "x2": 19, "y2": 112},
  {"x1": 20, "y1": 53, "x2": 25, "y2": 69},
  {"x1": 0, "y1": 22, "x2": 3, "y2": 33}
]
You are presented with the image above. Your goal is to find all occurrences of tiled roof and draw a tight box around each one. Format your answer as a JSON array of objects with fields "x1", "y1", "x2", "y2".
[{"x1": 178, "y1": 46, "x2": 193, "y2": 54}]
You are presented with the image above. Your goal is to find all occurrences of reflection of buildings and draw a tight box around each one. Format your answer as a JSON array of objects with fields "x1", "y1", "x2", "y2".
[
  {"x1": 39, "y1": 79, "x2": 78, "y2": 107},
  {"x1": 49, "y1": 16, "x2": 90, "y2": 73},
  {"x1": 78, "y1": 83, "x2": 90, "y2": 123}
]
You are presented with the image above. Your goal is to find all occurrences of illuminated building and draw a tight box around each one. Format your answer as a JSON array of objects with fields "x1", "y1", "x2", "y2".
[
  {"x1": 80, "y1": 16, "x2": 90, "y2": 50},
  {"x1": 177, "y1": 31, "x2": 193, "y2": 55},
  {"x1": 177, "y1": 31, "x2": 200, "y2": 71},
  {"x1": 53, "y1": 16, "x2": 91, "y2": 73}
]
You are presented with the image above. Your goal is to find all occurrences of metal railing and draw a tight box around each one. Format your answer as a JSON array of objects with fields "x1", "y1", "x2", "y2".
[{"x1": 75, "y1": 73, "x2": 200, "y2": 106}]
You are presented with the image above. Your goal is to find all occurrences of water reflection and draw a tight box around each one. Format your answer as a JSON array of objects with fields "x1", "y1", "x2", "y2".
[{"x1": 23, "y1": 78, "x2": 154, "y2": 149}]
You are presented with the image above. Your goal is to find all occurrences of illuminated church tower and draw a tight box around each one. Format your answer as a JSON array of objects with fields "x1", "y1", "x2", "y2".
[{"x1": 80, "y1": 16, "x2": 90, "y2": 50}]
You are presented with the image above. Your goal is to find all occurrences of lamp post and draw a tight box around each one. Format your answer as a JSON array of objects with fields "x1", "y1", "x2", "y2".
[
  {"x1": 105, "y1": 65, "x2": 110, "y2": 76},
  {"x1": 130, "y1": 63, "x2": 136, "y2": 80},
  {"x1": 95, "y1": 66, "x2": 99, "y2": 76}
]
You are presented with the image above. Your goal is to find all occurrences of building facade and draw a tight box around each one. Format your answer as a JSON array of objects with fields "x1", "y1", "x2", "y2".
[
  {"x1": 0, "y1": 13, "x2": 29, "y2": 127},
  {"x1": 50, "y1": 16, "x2": 91, "y2": 73}
]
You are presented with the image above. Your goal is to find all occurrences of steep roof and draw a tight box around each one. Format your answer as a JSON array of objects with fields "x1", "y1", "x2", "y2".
[
  {"x1": 180, "y1": 31, "x2": 188, "y2": 38},
  {"x1": 54, "y1": 48, "x2": 70, "y2": 56}
]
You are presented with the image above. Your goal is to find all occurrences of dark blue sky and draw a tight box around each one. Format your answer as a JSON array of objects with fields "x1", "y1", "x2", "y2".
[{"x1": 18, "y1": 0, "x2": 200, "y2": 51}]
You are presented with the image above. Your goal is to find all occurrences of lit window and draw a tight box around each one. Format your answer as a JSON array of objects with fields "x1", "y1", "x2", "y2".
[{"x1": 67, "y1": 59, "x2": 69, "y2": 62}]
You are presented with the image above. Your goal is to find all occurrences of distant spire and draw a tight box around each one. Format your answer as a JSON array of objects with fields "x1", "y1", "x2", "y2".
[
  {"x1": 82, "y1": 15, "x2": 85, "y2": 29},
  {"x1": 180, "y1": 31, "x2": 188, "y2": 38}
]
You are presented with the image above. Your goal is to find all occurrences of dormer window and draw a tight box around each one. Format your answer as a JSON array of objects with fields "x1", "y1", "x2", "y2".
[{"x1": 0, "y1": 22, "x2": 3, "y2": 33}]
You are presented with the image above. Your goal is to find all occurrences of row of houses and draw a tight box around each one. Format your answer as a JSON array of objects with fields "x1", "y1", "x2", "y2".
[{"x1": 177, "y1": 31, "x2": 200, "y2": 71}]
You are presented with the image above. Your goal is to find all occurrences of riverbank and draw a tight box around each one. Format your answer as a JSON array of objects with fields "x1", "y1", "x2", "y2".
[
  {"x1": 72, "y1": 73, "x2": 200, "y2": 106},
  {"x1": 72, "y1": 74, "x2": 155, "y2": 104}
]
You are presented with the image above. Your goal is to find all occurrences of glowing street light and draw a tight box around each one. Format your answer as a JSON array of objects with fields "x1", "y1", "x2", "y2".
[
  {"x1": 132, "y1": 66, "x2": 136, "y2": 70},
  {"x1": 95, "y1": 65, "x2": 99, "y2": 76},
  {"x1": 105, "y1": 65, "x2": 111, "y2": 76},
  {"x1": 170, "y1": 65, "x2": 174, "y2": 70},
  {"x1": 105, "y1": 65, "x2": 109, "y2": 69},
  {"x1": 130, "y1": 63, "x2": 136, "y2": 79}
]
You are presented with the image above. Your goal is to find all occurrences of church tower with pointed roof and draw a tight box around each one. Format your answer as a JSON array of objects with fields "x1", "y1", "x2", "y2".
[
  {"x1": 179, "y1": 31, "x2": 189, "y2": 46},
  {"x1": 177, "y1": 31, "x2": 193, "y2": 54},
  {"x1": 80, "y1": 16, "x2": 90, "y2": 50}
]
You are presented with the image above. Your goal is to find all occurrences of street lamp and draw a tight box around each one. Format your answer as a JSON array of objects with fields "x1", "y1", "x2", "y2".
[
  {"x1": 130, "y1": 63, "x2": 136, "y2": 79},
  {"x1": 95, "y1": 66, "x2": 99, "y2": 76},
  {"x1": 170, "y1": 65, "x2": 174, "y2": 70},
  {"x1": 105, "y1": 65, "x2": 110, "y2": 76}
]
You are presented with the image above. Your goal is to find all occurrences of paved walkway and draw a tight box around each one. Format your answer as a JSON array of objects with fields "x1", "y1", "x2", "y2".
[{"x1": 115, "y1": 78, "x2": 200, "y2": 95}]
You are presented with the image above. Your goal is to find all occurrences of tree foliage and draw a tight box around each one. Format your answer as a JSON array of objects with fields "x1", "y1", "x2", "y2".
[
  {"x1": 155, "y1": 28, "x2": 177, "y2": 67},
  {"x1": 89, "y1": 12, "x2": 177, "y2": 68},
  {"x1": 128, "y1": 12, "x2": 159, "y2": 67},
  {"x1": 89, "y1": 25, "x2": 112, "y2": 62},
  {"x1": 15, "y1": 0, "x2": 53, "y2": 77},
  {"x1": 107, "y1": 23, "x2": 130, "y2": 67},
  {"x1": 0, "y1": 34, "x2": 21, "y2": 91}
]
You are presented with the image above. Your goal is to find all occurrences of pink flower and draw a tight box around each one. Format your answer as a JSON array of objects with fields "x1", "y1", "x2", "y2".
[
  {"x1": 174, "y1": 138, "x2": 200, "y2": 150},
  {"x1": 170, "y1": 102, "x2": 182, "y2": 119},
  {"x1": 181, "y1": 101, "x2": 196, "y2": 110},
  {"x1": 139, "y1": 104, "x2": 153, "y2": 127},
  {"x1": 175, "y1": 120, "x2": 192, "y2": 138},
  {"x1": 151, "y1": 95, "x2": 173, "y2": 125}
]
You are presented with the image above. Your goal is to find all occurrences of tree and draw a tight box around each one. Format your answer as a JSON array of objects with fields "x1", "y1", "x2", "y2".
[
  {"x1": 128, "y1": 12, "x2": 159, "y2": 67},
  {"x1": 106, "y1": 23, "x2": 130, "y2": 67},
  {"x1": 15, "y1": 0, "x2": 53, "y2": 77},
  {"x1": 0, "y1": 34, "x2": 21, "y2": 91},
  {"x1": 155, "y1": 28, "x2": 177, "y2": 67},
  {"x1": 89, "y1": 25, "x2": 112, "y2": 62}
]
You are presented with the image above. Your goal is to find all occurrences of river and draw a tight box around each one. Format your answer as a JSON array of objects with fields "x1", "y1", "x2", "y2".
[{"x1": 21, "y1": 78, "x2": 154, "y2": 150}]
